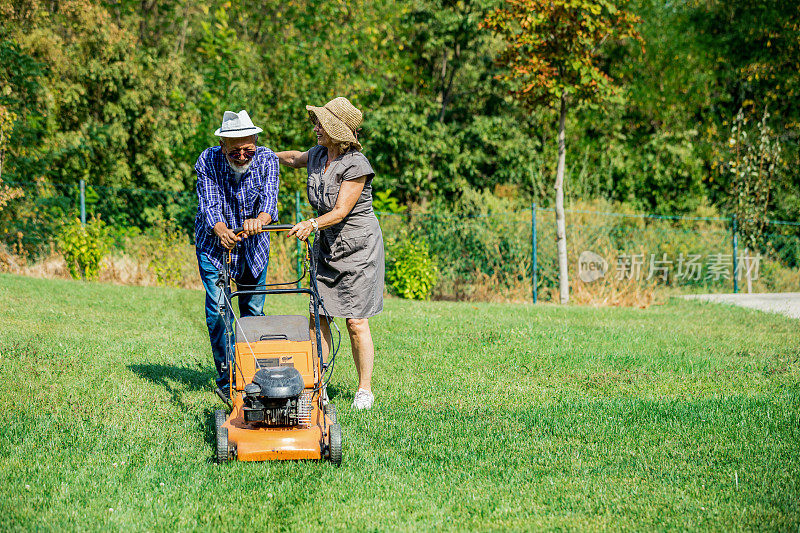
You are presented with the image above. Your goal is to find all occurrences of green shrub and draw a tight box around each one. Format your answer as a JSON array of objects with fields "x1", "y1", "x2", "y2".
[
  {"x1": 148, "y1": 218, "x2": 187, "y2": 287},
  {"x1": 58, "y1": 217, "x2": 111, "y2": 280},
  {"x1": 373, "y1": 189, "x2": 407, "y2": 214},
  {"x1": 386, "y1": 235, "x2": 438, "y2": 300}
]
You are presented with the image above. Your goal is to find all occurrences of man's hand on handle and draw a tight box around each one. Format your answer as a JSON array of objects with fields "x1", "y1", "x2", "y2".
[
  {"x1": 213, "y1": 222, "x2": 240, "y2": 250},
  {"x1": 215, "y1": 213, "x2": 272, "y2": 249},
  {"x1": 246, "y1": 212, "x2": 273, "y2": 235},
  {"x1": 242, "y1": 218, "x2": 262, "y2": 236}
]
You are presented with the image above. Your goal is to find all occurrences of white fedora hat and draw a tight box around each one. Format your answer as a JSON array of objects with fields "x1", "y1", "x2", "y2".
[{"x1": 214, "y1": 110, "x2": 263, "y2": 137}]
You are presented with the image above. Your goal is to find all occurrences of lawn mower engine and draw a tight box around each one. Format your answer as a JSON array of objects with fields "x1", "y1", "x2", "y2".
[{"x1": 242, "y1": 367, "x2": 309, "y2": 427}]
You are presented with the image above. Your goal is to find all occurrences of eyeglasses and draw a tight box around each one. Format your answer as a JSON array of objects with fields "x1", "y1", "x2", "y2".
[{"x1": 224, "y1": 147, "x2": 256, "y2": 160}]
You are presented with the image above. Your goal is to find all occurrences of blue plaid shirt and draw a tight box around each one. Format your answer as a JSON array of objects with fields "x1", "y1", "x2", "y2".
[{"x1": 194, "y1": 145, "x2": 280, "y2": 278}]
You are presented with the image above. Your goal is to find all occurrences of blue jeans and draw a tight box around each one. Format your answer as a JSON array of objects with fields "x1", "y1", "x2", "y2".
[{"x1": 196, "y1": 250, "x2": 268, "y2": 391}]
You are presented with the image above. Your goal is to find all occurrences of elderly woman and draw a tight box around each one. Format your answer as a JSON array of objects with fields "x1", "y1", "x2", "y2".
[{"x1": 276, "y1": 97, "x2": 384, "y2": 410}]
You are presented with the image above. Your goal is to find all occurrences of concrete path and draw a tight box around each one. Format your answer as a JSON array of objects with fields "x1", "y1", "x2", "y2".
[{"x1": 682, "y1": 292, "x2": 800, "y2": 320}]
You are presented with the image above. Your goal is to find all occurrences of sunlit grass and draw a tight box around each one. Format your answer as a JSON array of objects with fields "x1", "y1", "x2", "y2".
[{"x1": 0, "y1": 273, "x2": 797, "y2": 530}]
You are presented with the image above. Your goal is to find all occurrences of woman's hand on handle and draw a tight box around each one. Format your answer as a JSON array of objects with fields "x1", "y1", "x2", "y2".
[
  {"x1": 288, "y1": 176, "x2": 368, "y2": 243},
  {"x1": 289, "y1": 220, "x2": 315, "y2": 241}
]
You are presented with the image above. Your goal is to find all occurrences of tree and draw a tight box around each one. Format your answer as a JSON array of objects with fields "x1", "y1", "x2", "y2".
[
  {"x1": 366, "y1": 0, "x2": 551, "y2": 205},
  {"x1": 726, "y1": 107, "x2": 782, "y2": 292},
  {"x1": 0, "y1": 105, "x2": 24, "y2": 212},
  {"x1": 0, "y1": 37, "x2": 48, "y2": 184},
  {"x1": 690, "y1": 0, "x2": 800, "y2": 221},
  {"x1": 483, "y1": 0, "x2": 642, "y2": 303}
]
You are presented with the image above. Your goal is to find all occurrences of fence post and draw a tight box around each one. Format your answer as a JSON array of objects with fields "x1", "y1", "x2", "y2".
[
  {"x1": 295, "y1": 190, "x2": 302, "y2": 288},
  {"x1": 79, "y1": 179, "x2": 86, "y2": 227},
  {"x1": 532, "y1": 203, "x2": 538, "y2": 304},
  {"x1": 732, "y1": 214, "x2": 738, "y2": 293}
]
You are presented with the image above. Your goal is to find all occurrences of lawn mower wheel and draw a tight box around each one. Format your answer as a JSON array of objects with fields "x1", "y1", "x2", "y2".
[
  {"x1": 325, "y1": 403, "x2": 337, "y2": 424},
  {"x1": 215, "y1": 409, "x2": 228, "y2": 463},
  {"x1": 329, "y1": 423, "x2": 342, "y2": 466}
]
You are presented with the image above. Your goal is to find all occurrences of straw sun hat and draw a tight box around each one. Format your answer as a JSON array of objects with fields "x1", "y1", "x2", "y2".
[{"x1": 306, "y1": 97, "x2": 363, "y2": 151}]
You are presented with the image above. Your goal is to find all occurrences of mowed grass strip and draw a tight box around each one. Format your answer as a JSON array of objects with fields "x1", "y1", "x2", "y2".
[{"x1": 0, "y1": 273, "x2": 798, "y2": 531}]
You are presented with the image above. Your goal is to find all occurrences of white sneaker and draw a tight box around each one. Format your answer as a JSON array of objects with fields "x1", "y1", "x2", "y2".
[{"x1": 352, "y1": 388, "x2": 374, "y2": 410}]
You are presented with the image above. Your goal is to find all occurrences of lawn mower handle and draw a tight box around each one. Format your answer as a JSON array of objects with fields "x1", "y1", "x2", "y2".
[{"x1": 230, "y1": 224, "x2": 295, "y2": 233}]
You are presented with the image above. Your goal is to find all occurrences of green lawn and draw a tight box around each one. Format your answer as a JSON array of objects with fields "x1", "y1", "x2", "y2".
[{"x1": 0, "y1": 274, "x2": 798, "y2": 531}]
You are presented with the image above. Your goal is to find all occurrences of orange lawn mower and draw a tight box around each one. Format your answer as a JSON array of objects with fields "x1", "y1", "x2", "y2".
[{"x1": 214, "y1": 224, "x2": 343, "y2": 465}]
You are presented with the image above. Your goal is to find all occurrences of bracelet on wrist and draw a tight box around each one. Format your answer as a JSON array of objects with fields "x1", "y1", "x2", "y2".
[{"x1": 309, "y1": 218, "x2": 319, "y2": 232}]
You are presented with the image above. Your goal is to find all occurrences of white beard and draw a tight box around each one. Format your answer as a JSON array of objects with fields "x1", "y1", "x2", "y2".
[{"x1": 227, "y1": 158, "x2": 253, "y2": 176}]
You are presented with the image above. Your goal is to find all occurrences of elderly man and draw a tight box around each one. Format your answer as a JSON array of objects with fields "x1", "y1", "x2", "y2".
[{"x1": 195, "y1": 110, "x2": 279, "y2": 399}]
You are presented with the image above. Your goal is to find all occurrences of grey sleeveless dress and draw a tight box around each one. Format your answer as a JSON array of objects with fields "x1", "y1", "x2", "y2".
[{"x1": 306, "y1": 145, "x2": 384, "y2": 318}]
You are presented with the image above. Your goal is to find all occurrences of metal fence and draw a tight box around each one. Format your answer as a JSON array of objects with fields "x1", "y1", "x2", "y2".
[
  {"x1": 378, "y1": 207, "x2": 799, "y2": 302},
  {"x1": 533, "y1": 206, "x2": 800, "y2": 302},
  {"x1": 1, "y1": 179, "x2": 798, "y2": 301}
]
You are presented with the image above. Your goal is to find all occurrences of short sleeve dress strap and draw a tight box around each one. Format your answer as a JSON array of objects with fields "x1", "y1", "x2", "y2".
[{"x1": 342, "y1": 152, "x2": 375, "y2": 182}]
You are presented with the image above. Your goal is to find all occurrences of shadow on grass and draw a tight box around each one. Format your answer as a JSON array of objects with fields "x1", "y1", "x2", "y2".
[
  {"x1": 128, "y1": 363, "x2": 213, "y2": 412},
  {"x1": 326, "y1": 383, "x2": 341, "y2": 401},
  {"x1": 202, "y1": 408, "x2": 217, "y2": 451}
]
